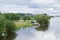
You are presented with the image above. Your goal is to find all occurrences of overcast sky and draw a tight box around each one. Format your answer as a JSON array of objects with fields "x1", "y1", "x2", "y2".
[{"x1": 0, "y1": 0, "x2": 60, "y2": 15}]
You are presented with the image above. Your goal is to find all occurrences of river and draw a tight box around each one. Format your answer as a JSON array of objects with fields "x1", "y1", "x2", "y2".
[{"x1": 14, "y1": 17, "x2": 60, "y2": 40}]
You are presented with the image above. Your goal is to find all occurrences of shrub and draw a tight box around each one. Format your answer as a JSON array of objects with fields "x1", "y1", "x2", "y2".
[
  {"x1": 0, "y1": 14, "x2": 6, "y2": 36},
  {"x1": 5, "y1": 21, "x2": 16, "y2": 35}
]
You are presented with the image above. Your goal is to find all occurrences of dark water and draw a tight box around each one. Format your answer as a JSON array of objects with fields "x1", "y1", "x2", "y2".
[{"x1": 1, "y1": 17, "x2": 60, "y2": 40}]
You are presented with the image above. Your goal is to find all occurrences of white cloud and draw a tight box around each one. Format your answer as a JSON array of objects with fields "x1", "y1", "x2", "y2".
[
  {"x1": 52, "y1": 3, "x2": 60, "y2": 9},
  {"x1": 0, "y1": 0, "x2": 60, "y2": 15},
  {"x1": 46, "y1": 8, "x2": 60, "y2": 12},
  {"x1": 31, "y1": 0, "x2": 56, "y2": 5},
  {"x1": 0, "y1": 4, "x2": 29, "y2": 13}
]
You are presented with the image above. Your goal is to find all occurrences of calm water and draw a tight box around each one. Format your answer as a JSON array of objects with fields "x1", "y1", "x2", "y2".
[{"x1": 14, "y1": 17, "x2": 60, "y2": 40}]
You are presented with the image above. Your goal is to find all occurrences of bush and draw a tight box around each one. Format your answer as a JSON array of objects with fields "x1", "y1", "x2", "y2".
[
  {"x1": 0, "y1": 14, "x2": 6, "y2": 36},
  {"x1": 5, "y1": 21, "x2": 16, "y2": 35},
  {"x1": 0, "y1": 14, "x2": 16, "y2": 37}
]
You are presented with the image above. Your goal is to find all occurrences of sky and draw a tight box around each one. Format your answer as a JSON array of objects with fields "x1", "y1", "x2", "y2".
[{"x1": 0, "y1": 0, "x2": 60, "y2": 15}]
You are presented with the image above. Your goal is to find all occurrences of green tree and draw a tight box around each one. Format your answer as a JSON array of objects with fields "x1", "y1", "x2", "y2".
[
  {"x1": 5, "y1": 21, "x2": 16, "y2": 35},
  {"x1": 35, "y1": 14, "x2": 50, "y2": 24},
  {"x1": 0, "y1": 14, "x2": 6, "y2": 37},
  {"x1": 23, "y1": 15, "x2": 31, "y2": 21},
  {"x1": 35, "y1": 14, "x2": 51, "y2": 31},
  {"x1": 4, "y1": 13, "x2": 20, "y2": 20},
  {"x1": 0, "y1": 14, "x2": 16, "y2": 38}
]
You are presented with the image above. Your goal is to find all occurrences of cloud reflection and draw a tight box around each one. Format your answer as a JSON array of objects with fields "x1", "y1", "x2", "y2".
[{"x1": 15, "y1": 17, "x2": 60, "y2": 40}]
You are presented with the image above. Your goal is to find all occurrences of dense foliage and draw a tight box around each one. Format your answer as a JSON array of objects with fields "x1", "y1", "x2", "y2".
[
  {"x1": 5, "y1": 21, "x2": 16, "y2": 34},
  {"x1": 0, "y1": 14, "x2": 6, "y2": 36},
  {"x1": 35, "y1": 14, "x2": 51, "y2": 30},
  {"x1": 0, "y1": 14, "x2": 16, "y2": 37},
  {"x1": 3, "y1": 13, "x2": 20, "y2": 20},
  {"x1": 35, "y1": 14, "x2": 50, "y2": 24},
  {"x1": 23, "y1": 15, "x2": 32, "y2": 21}
]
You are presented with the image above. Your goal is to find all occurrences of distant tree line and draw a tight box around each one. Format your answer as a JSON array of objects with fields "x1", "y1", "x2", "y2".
[{"x1": 3, "y1": 13, "x2": 20, "y2": 20}]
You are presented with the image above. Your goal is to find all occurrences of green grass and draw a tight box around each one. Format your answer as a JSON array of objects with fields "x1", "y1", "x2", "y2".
[
  {"x1": 14, "y1": 21, "x2": 33, "y2": 30},
  {"x1": 20, "y1": 17, "x2": 23, "y2": 20}
]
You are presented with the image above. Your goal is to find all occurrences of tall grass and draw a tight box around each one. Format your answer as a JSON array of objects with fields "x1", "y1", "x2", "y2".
[{"x1": 14, "y1": 21, "x2": 33, "y2": 30}]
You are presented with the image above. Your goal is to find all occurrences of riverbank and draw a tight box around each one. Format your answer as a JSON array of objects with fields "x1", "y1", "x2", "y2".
[{"x1": 14, "y1": 21, "x2": 33, "y2": 30}]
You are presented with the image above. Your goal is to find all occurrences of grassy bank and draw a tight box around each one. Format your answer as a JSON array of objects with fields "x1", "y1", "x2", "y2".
[{"x1": 14, "y1": 21, "x2": 33, "y2": 30}]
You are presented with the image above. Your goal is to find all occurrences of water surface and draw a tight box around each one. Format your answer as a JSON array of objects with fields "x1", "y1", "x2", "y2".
[{"x1": 15, "y1": 17, "x2": 60, "y2": 40}]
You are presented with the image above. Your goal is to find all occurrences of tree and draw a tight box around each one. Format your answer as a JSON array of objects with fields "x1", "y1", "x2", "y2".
[
  {"x1": 0, "y1": 14, "x2": 16, "y2": 37},
  {"x1": 35, "y1": 14, "x2": 51, "y2": 31},
  {"x1": 35, "y1": 14, "x2": 50, "y2": 24},
  {"x1": 0, "y1": 12, "x2": 1, "y2": 14},
  {"x1": 3, "y1": 13, "x2": 20, "y2": 20},
  {"x1": 5, "y1": 21, "x2": 16, "y2": 35},
  {"x1": 0, "y1": 14, "x2": 6, "y2": 36},
  {"x1": 23, "y1": 15, "x2": 31, "y2": 21}
]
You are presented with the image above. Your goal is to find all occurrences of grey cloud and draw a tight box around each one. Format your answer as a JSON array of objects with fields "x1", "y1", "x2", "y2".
[
  {"x1": 56, "y1": 0, "x2": 60, "y2": 1},
  {"x1": 0, "y1": 0, "x2": 32, "y2": 5}
]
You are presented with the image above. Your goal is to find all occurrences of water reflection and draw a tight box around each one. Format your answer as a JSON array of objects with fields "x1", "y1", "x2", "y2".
[
  {"x1": 48, "y1": 17, "x2": 60, "y2": 40},
  {"x1": 0, "y1": 32, "x2": 16, "y2": 40},
  {"x1": 15, "y1": 17, "x2": 60, "y2": 40},
  {"x1": 35, "y1": 23, "x2": 49, "y2": 31},
  {"x1": 15, "y1": 27, "x2": 55, "y2": 40}
]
